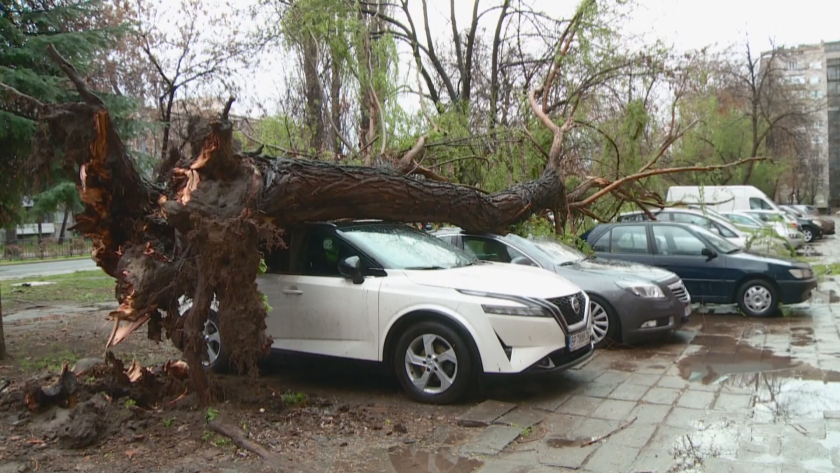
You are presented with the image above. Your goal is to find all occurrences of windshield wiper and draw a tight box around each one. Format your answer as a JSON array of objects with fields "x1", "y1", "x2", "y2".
[
  {"x1": 406, "y1": 265, "x2": 446, "y2": 270},
  {"x1": 559, "y1": 258, "x2": 587, "y2": 266}
]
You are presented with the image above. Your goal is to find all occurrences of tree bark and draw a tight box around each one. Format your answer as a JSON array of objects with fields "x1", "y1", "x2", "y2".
[
  {"x1": 0, "y1": 284, "x2": 6, "y2": 360},
  {"x1": 303, "y1": 35, "x2": 325, "y2": 152}
]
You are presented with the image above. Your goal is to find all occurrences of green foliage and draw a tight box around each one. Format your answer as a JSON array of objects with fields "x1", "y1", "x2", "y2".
[
  {"x1": 0, "y1": 0, "x2": 127, "y2": 227},
  {"x1": 281, "y1": 390, "x2": 308, "y2": 406},
  {"x1": 260, "y1": 292, "x2": 272, "y2": 313},
  {"x1": 18, "y1": 349, "x2": 78, "y2": 372},
  {"x1": 124, "y1": 398, "x2": 137, "y2": 409},
  {"x1": 162, "y1": 417, "x2": 176, "y2": 428},
  {"x1": 205, "y1": 407, "x2": 219, "y2": 422}
]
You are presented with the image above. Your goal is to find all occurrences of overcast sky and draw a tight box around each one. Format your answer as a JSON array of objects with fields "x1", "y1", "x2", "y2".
[{"x1": 237, "y1": 0, "x2": 840, "y2": 115}]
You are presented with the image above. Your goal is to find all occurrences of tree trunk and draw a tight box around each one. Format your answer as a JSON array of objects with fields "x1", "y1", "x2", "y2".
[
  {"x1": 329, "y1": 55, "x2": 342, "y2": 154},
  {"x1": 0, "y1": 284, "x2": 6, "y2": 360},
  {"x1": 37, "y1": 219, "x2": 42, "y2": 244},
  {"x1": 303, "y1": 35, "x2": 324, "y2": 152},
  {"x1": 58, "y1": 206, "x2": 70, "y2": 244}
]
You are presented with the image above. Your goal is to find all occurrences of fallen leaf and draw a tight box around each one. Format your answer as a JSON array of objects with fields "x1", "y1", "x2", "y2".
[
  {"x1": 125, "y1": 449, "x2": 139, "y2": 459},
  {"x1": 26, "y1": 439, "x2": 45, "y2": 445}
]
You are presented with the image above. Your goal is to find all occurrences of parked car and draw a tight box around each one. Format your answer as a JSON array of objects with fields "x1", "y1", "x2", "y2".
[
  {"x1": 736, "y1": 210, "x2": 805, "y2": 249},
  {"x1": 580, "y1": 222, "x2": 817, "y2": 317},
  {"x1": 666, "y1": 185, "x2": 781, "y2": 213},
  {"x1": 431, "y1": 229, "x2": 691, "y2": 347},
  {"x1": 779, "y1": 206, "x2": 823, "y2": 242},
  {"x1": 616, "y1": 208, "x2": 747, "y2": 247},
  {"x1": 781, "y1": 205, "x2": 835, "y2": 236},
  {"x1": 189, "y1": 222, "x2": 594, "y2": 404}
]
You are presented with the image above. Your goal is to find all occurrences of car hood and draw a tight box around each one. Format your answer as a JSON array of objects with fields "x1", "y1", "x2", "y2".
[
  {"x1": 559, "y1": 257, "x2": 677, "y2": 283},
  {"x1": 401, "y1": 263, "x2": 580, "y2": 299},
  {"x1": 725, "y1": 250, "x2": 806, "y2": 268}
]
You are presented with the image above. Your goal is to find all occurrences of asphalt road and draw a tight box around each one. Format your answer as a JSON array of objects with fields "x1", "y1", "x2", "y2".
[{"x1": 0, "y1": 258, "x2": 98, "y2": 280}]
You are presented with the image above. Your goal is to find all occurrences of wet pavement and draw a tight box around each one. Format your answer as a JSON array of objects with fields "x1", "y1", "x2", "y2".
[{"x1": 377, "y1": 232, "x2": 840, "y2": 473}]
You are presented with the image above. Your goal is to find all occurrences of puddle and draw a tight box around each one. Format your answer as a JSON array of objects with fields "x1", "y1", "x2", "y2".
[
  {"x1": 546, "y1": 437, "x2": 590, "y2": 448},
  {"x1": 677, "y1": 342, "x2": 796, "y2": 385},
  {"x1": 386, "y1": 447, "x2": 482, "y2": 473}
]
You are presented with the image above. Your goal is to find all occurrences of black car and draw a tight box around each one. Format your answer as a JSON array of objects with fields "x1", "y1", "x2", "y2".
[
  {"x1": 580, "y1": 222, "x2": 817, "y2": 317},
  {"x1": 780, "y1": 205, "x2": 825, "y2": 242}
]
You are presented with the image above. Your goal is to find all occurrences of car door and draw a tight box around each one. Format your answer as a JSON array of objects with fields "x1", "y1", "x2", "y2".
[
  {"x1": 591, "y1": 225, "x2": 655, "y2": 265},
  {"x1": 650, "y1": 225, "x2": 728, "y2": 303},
  {"x1": 266, "y1": 226, "x2": 382, "y2": 361}
]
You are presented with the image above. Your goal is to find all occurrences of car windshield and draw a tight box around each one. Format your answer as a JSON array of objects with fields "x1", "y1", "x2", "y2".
[
  {"x1": 508, "y1": 235, "x2": 586, "y2": 265},
  {"x1": 690, "y1": 225, "x2": 742, "y2": 253},
  {"x1": 340, "y1": 225, "x2": 477, "y2": 270}
]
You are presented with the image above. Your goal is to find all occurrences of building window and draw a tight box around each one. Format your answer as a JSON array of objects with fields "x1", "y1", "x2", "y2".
[
  {"x1": 810, "y1": 61, "x2": 823, "y2": 70},
  {"x1": 810, "y1": 76, "x2": 821, "y2": 85},
  {"x1": 790, "y1": 75, "x2": 806, "y2": 84},
  {"x1": 787, "y1": 61, "x2": 799, "y2": 70},
  {"x1": 829, "y1": 82, "x2": 840, "y2": 94},
  {"x1": 829, "y1": 66, "x2": 840, "y2": 81},
  {"x1": 810, "y1": 90, "x2": 824, "y2": 99},
  {"x1": 812, "y1": 136, "x2": 825, "y2": 145}
]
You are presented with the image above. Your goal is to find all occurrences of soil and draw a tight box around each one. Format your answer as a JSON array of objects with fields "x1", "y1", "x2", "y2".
[{"x1": 0, "y1": 304, "x2": 475, "y2": 472}]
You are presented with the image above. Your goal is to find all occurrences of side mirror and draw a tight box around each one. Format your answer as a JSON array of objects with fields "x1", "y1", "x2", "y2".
[
  {"x1": 511, "y1": 256, "x2": 537, "y2": 266},
  {"x1": 338, "y1": 255, "x2": 365, "y2": 284},
  {"x1": 701, "y1": 247, "x2": 717, "y2": 261}
]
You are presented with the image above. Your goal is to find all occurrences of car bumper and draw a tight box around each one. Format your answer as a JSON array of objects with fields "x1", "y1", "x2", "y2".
[
  {"x1": 619, "y1": 294, "x2": 691, "y2": 344},
  {"x1": 778, "y1": 278, "x2": 818, "y2": 304},
  {"x1": 521, "y1": 343, "x2": 595, "y2": 374}
]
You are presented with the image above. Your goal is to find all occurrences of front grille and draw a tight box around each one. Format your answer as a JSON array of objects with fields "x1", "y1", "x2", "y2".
[
  {"x1": 668, "y1": 281, "x2": 690, "y2": 303},
  {"x1": 548, "y1": 292, "x2": 587, "y2": 326}
]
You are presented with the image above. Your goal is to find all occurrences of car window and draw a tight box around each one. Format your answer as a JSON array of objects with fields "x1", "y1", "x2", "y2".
[
  {"x1": 750, "y1": 197, "x2": 774, "y2": 210},
  {"x1": 262, "y1": 232, "x2": 292, "y2": 273},
  {"x1": 672, "y1": 212, "x2": 710, "y2": 228},
  {"x1": 728, "y1": 214, "x2": 760, "y2": 228},
  {"x1": 653, "y1": 226, "x2": 706, "y2": 256},
  {"x1": 610, "y1": 226, "x2": 649, "y2": 254},
  {"x1": 591, "y1": 230, "x2": 610, "y2": 252},
  {"x1": 462, "y1": 237, "x2": 525, "y2": 263},
  {"x1": 617, "y1": 213, "x2": 648, "y2": 222},
  {"x1": 341, "y1": 225, "x2": 476, "y2": 269},
  {"x1": 297, "y1": 231, "x2": 362, "y2": 277}
]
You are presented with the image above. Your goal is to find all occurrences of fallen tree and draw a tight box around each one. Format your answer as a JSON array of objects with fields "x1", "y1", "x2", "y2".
[{"x1": 0, "y1": 33, "x2": 763, "y2": 402}]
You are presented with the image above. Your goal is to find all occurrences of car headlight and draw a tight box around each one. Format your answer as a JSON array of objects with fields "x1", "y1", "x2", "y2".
[
  {"x1": 813, "y1": 220, "x2": 823, "y2": 228},
  {"x1": 615, "y1": 281, "x2": 665, "y2": 298},
  {"x1": 481, "y1": 304, "x2": 552, "y2": 317},
  {"x1": 457, "y1": 289, "x2": 553, "y2": 317},
  {"x1": 789, "y1": 268, "x2": 813, "y2": 279}
]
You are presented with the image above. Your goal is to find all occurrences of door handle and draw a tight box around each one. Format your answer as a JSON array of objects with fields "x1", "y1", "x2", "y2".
[{"x1": 282, "y1": 287, "x2": 303, "y2": 295}]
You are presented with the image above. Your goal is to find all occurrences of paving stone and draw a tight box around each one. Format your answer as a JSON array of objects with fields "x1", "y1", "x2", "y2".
[
  {"x1": 648, "y1": 425, "x2": 685, "y2": 452},
  {"x1": 583, "y1": 444, "x2": 639, "y2": 473},
  {"x1": 594, "y1": 370, "x2": 631, "y2": 385},
  {"x1": 779, "y1": 434, "x2": 830, "y2": 463},
  {"x1": 529, "y1": 392, "x2": 574, "y2": 413},
  {"x1": 556, "y1": 395, "x2": 602, "y2": 416},
  {"x1": 608, "y1": 382, "x2": 649, "y2": 401},
  {"x1": 795, "y1": 420, "x2": 827, "y2": 439},
  {"x1": 634, "y1": 356, "x2": 673, "y2": 375},
  {"x1": 737, "y1": 437, "x2": 782, "y2": 460},
  {"x1": 701, "y1": 457, "x2": 736, "y2": 472},
  {"x1": 677, "y1": 390, "x2": 715, "y2": 409},
  {"x1": 577, "y1": 382, "x2": 618, "y2": 398},
  {"x1": 657, "y1": 375, "x2": 689, "y2": 390},
  {"x1": 825, "y1": 411, "x2": 840, "y2": 420},
  {"x1": 628, "y1": 404, "x2": 672, "y2": 425},
  {"x1": 630, "y1": 447, "x2": 677, "y2": 472},
  {"x1": 476, "y1": 458, "x2": 535, "y2": 473},
  {"x1": 590, "y1": 399, "x2": 636, "y2": 421},
  {"x1": 542, "y1": 413, "x2": 587, "y2": 435},
  {"x1": 457, "y1": 400, "x2": 517, "y2": 427},
  {"x1": 460, "y1": 425, "x2": 522, "y2": 456},
  {"x1": 685, "y1": 381, "x2": 722, "y2": 392},
  {"x1": 495, "y1": 407, "x2": 548, "y2": 429},
  {"x1": 625, "y1": 373, "x2": 661, "y2": 386},
  {"x1": 538, "y1": 443, "x2": 599, "y2": 469},
  {"x1": 714, "y1": 393, "x2": 752, "y2": 412},
  {"x1": 664, "y1": 407, "x2": 704, "y2": 428},
  {"x1": 642, "y1": 387, "x2": 681, "y2": 406},
  {"x1": 575, "y1": 418, "x2": 620, "y2": 439},
  {"x1": 604, "y1": 423, "x2": 656, "y2": 448}
]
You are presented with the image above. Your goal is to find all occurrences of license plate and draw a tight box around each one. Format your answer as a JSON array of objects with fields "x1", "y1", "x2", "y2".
[
  {"x1": 568, "y1": 330, "x2": 590, "y2": 352},
  {"x1": 685, "y1": 305, "x2": 692, "y2": 317}
]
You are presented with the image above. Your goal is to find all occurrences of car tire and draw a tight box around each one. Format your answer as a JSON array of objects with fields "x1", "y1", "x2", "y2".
[
  {"x1": 589, "y1": 296, "x2": 621, "y2": 347},
  {"x1": 736, "y1": 279, "x2": 779, "y2": 317},
  {"x1": 394, "y1": 321, "x2": 473, "y2": 404},
  {"x1": 803, "y1": 228, "x2": 814, "y2": 243},
  {"x1": 203, "y1": 310, "x2": 231, "y2": 373}
]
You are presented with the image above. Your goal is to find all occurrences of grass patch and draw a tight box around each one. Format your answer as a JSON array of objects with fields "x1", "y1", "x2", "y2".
[
  {"x1": 18, "y1": 349, "x2": 79, "y2": 373},
  {"x1": 1, "y1": 269, "x2": 113, "y2": 305},
  {"x1": 282, "y1": 390, "x2": 308, "y2": 406},
  {"x1": 0, "y1": 255, "x2": 90, "y2": 266},
  {"x1": 812, "y1": 263, "x2": 840, "y2": 280}
]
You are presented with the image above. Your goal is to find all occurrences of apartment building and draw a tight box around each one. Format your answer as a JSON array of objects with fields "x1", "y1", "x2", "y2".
[{"x1": 768, "y1": 41, "x2": 840, "y2": 209}]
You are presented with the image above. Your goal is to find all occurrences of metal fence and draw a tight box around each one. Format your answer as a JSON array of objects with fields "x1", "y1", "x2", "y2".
[{"x1": 1, "y1": 237, "x2": 92, "y2": 261}]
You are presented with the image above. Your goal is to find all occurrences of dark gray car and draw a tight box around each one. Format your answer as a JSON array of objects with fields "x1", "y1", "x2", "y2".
[{"x1": 432, "y1": 230, "x2": 692, "y2": 346}]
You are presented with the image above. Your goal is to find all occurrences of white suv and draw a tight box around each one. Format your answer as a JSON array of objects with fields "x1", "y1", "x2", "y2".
[{"x1": 199, "y1": 222, "x2": 593, "y2": 404}]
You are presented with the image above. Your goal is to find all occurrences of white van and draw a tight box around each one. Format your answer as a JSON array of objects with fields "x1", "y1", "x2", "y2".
[{"x1": 666, "y1": 186, "x2": 780, "y2": 213}]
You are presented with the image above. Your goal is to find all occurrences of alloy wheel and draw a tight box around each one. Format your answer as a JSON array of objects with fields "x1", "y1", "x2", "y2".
[
  {"x1": 404, "y1": 334, "x2": 458, "y2": 394},
  {"x1": 804, "y1": 229, "x2": 813, "y2": 243},
  {"x1": 743, "y1": 285, "x2": 772, "y2": 314},
  {"x1": 203, "y1": 319, "x2": 222, "y2": 367},
  {"x1": 590, "y1": 301, "x2": 609, "y2": 344}
]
